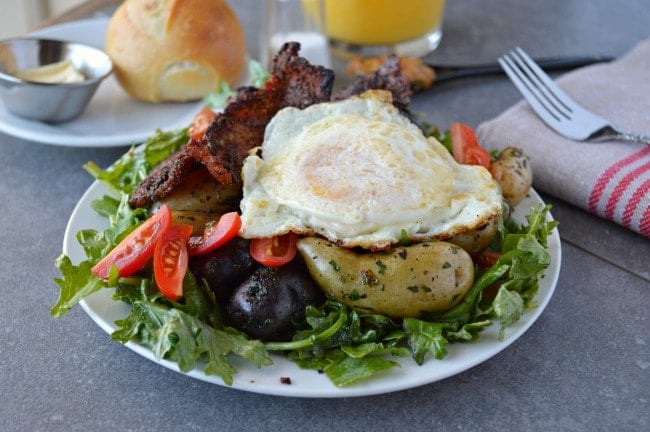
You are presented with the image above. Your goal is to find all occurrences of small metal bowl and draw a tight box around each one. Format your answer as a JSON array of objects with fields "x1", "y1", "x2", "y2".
[{"x1": 0, "y1": 37, "x2": 113, "y2": 123}]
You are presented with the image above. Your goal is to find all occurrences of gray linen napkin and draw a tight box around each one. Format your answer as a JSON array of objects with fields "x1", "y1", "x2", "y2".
[{"x1": 477, "y1": 39, "x2": 650, "y2": 238}]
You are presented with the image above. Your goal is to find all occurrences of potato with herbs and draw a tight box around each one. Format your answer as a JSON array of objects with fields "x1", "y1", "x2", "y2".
[
  {"x1": 489, "y1": 147, "x2": 533, "y2": 207},
  {"x1": 449, "y1": 217, "x2": 499, "y2": 253},
  {"x1": 155, "y1": 168, "x2": 241, "y2": 233},
  {"x1": 297, "y1": 237, "x2": 475, "y2": 319}
]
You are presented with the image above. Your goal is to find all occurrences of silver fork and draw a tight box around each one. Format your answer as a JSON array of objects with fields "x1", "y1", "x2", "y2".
[{"x1": 498, "y1": 47, "x2": 650, "y2": 145}]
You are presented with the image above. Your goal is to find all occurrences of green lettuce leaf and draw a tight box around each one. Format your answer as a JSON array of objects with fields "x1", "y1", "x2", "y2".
[
  {"x1": 52, "y1": 255, "x2": 106, "y2": 317},
  {"x1": 84, "y1": 128, "x2": 188, "y2": 195},
  {"x1": 324, "y1": 355, "x2": 399, "y2": 387},
  {"x1": 111, "y1": 273, "x2": 272, "y2": 386},
  {"x1": 403, "y1": 318, "x2": 454, "y2": 365}
]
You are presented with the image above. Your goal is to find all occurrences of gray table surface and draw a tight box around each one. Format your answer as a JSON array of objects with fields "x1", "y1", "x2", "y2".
[{"x1": 1, "y1": 1, "x2": 648, "y2": 431}]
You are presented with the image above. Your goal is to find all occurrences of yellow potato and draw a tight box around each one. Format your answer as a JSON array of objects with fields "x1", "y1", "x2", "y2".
[
  {"x1": 489, "y1": 147, "x2": 533, "y2": 207},
  {"x1": 158, "y1": 169, "x2": 241, "y2": 214},
  {"x1": 169, "y1": 210, "x2": 218, "y2": 235},
  {"x1": 297, "y1": 237, "x2": 475, "y2": 319},
  {"x1": 448, "y1": 217, "x2": 499, "y2": 253},
  {"x1": 153, "y1": 168, "x2": 241, "y2": 234}
]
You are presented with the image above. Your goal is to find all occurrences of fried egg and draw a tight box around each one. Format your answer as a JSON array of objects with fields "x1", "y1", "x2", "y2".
[{"x1": 239, "y1": 90, "x2": 503, "y2": 250}]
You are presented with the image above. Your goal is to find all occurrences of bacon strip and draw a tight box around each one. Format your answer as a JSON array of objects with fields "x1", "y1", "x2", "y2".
[
  {"x1": 128, "y1": 148, "x2": 198, "y2": 209},
  {"x1": 187, "y1": 42, "x2": 334, "y2": 185},
  {"x1": 331, "y1": 54, "x2": 412, "y2": 109}
]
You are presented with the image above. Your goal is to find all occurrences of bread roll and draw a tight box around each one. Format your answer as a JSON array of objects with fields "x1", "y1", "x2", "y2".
[{"x1": 106, "y1": 0, "x2": 246, "y2": 102}]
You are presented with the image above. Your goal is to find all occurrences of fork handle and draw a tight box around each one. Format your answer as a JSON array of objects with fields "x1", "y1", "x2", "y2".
[
  {"x1": 590, "y1": 126, "x2": 650, "y2": 145},
  {"x1": 614, "y1": 133, "x2": 650, "y2": 145},
  {"x1": 428, "y1": 55, "x2": 614, "y2": 83}
]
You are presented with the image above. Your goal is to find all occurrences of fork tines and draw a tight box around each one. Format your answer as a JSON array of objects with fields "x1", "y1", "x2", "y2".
[{"x1": 498, "y1": 47, "x2": 579, "y2": 123}]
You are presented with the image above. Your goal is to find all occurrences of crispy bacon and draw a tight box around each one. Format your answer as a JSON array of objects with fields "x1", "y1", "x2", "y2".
[
  {"x1": 331, "y1": 54, "x2": 412, "y2": 108},
  {"x1": 187, "y1": 42, "x2": 334, "y2": 185},
  {"x1": 128, "y1": 148, "x2": 198, "y2": 208},
  {"x1": 346, "y1": 55, "x2": 435, "y2": 91}
]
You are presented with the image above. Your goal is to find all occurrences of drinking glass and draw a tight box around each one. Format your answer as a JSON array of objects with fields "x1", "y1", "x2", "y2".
[
  {"x1": 264, "y1": 0, "x2": 331, "y2": 68},
  {"x1": 325, "y1": 0, "x2": 446, "y2": 59}
]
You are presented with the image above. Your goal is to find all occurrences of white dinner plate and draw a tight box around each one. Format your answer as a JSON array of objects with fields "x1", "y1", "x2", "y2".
[
  {"x1": 62, "y1": 180, "x2": 561, "y2": 398},
  {"x1": 0, "y1": 17, "x2": 204, "y2": 147}
]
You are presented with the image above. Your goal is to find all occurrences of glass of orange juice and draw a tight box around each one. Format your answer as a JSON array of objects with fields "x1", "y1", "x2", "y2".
[{"x1": 324, "y1": 0, "x2": 446, "y2": 58}]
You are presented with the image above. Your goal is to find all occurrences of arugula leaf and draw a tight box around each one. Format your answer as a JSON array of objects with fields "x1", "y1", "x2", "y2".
[
  {"x1": 324, "y1": 355, "x2": 399, "y2": 387},
  {"x1": 445, "y1": 320, "x2": 492, "y2": 342},
  {"x1": 204, "y1": 81, "x2": 237, "y2": 110},
  {"x1": 52, "y1": 255, "x2": 106, "y2": 317},
  {"x1": 84, "y1": 128, "x2": 188, "y2": 195},
  {"x1": 341, "y1": 342, "x2": 409, "y2": 359},
  {"x1": 403, "y1": 318, "x2": 454, "y2": 365},
  {"x1": 265, "y1": 301, "x2": 350, "y2": 352},
  {"x1": 89, "y1": 194, "x2": 120, "y2": 218},
  {"x1": 248, "y1": 60, "x2": 270, "y2": 88},
  {"x1": 488, "y1": 204, "x2": 556, "y2": 337},
  {"x1": 266, "y1": 302, "x2": 410, "y2": 386},
  {"x1": 103, "y1": 194, "x2": 150, "y2": 247},
  {"x1": 492, "y1": 287, "x2": 525, "y2": 340},
  {"x1": 204, "y1": 60, "x2": 270, "y2": 110},
  {"x1": 112, "y1": 275, "x2": 272, "y2": 385},
  {"x1": 435, "y1": 262, "x2": 510, "y2": 324}
]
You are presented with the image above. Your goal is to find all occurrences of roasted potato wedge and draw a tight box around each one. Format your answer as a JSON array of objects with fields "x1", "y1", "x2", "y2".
[
  {"x1": 157, "y1": 168, "x2": 241, "y2": 213},
  {"x1": 153, "y1": 168, "x2": 241, "y2": 234},
  {"x1": 297, "y1": 237, "x2": 474, "y2": 319}
]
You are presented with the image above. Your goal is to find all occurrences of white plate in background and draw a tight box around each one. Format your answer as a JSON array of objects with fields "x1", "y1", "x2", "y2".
[{"x1": 0, "y1": 17, "x2": 204, "y2": 147}]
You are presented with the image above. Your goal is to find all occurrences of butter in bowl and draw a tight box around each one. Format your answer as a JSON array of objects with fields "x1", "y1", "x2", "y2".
[{"x1": 0, "y1": 38, "x2": 112, "y2": 123}]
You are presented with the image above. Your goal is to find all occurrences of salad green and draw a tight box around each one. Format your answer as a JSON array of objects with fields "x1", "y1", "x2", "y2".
[{"x1": 53, "y1": 126, "x2": 557, "y2": 387}]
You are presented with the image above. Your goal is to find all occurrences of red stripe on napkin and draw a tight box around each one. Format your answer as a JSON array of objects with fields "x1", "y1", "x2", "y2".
[
  {"x1": 588, "y1": 146, "x2": 650, "y2": 213},
  {"x1": 589, "y1": 147, "x2": 650, "y2": 237},
  {"x1": 604, "y1": 162, "x2": 650, "y2": 219},
  {"x1": 623, "y1": 178, "x2": 650, "y2": 229}
]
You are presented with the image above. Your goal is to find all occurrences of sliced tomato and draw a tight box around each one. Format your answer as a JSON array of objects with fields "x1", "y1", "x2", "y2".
[
  {"x1": 450, "y1": 122, "x2": 491, "y2": 169},
  {"x1": 91, "y1": 205, "x2": 173, "y2": 279},
  {"x1": 475, "y1": 250, "x2": 503, "y2": 268},
  {"x1": 187, "y1": 212, "x2": 242, "y2": 256},
  {"x1": 469, "y1": 146, "x2": 492, "y2": 167},
  {"x1": 154, "y1": 224, "x2": 193, "y2": 301},
  {"x1": 250, "y1": 232, "x2": 299, "y2": 267},
  {"x1": 189, "y1": 106, "x2": 217, "y2": 140}
]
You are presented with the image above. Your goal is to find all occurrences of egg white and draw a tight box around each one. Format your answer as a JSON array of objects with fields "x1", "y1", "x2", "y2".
[{"x1": 239, "y1": 90, "x2": 503, "y2": 250}]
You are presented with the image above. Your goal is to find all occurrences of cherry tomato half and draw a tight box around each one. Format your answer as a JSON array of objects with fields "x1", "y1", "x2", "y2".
[
  {"x1": 91, "y1": 205, "x2": 173, "y2": 279},
  {"x1": 189, "y1": 107, "x2": 217, "y2": 140},
  {"x1": 154, "y1": 224, "x2": 193, "y2": 301},
  {"x1": 450, "y1": 122, "x2": 491, "y2": 169},
  {"x1": 476, "y1": 250, "x2": 503, "y2": 268},
  {"x1": 250, "y1": 232, "x2": 299, "y2": 267},
  {"x1": 187, "y1": 212, "x2": 242, "y2": 256}
]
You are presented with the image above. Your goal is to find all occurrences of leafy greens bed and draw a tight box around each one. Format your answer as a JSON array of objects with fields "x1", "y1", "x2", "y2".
[{"x1": 53, "y1": 126, "x2": 557, "y2": 388}]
